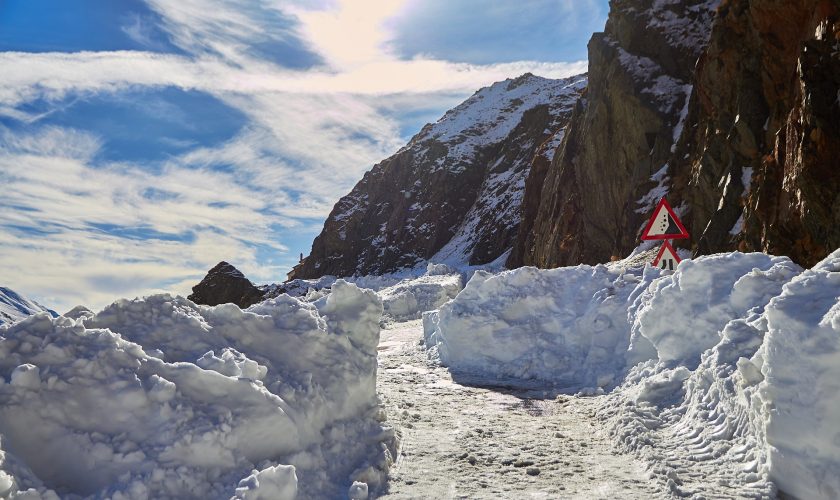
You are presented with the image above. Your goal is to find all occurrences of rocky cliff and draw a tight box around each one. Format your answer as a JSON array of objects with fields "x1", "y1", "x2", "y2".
[
  {"x1": 511, "y1": 0, "x2": 721, "y2": 267},
  {"x1": 512, "y1": 0, "x2": 840, "y2": 268},
  {"x1": 290, "y1": 73, "x2": 586, "y2": 279},
  {"x1": 677, "y1": 0, "x2": 840, "y2": 267}
]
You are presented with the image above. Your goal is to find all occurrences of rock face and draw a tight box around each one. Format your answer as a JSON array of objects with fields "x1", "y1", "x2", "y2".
[
  {"x1": 512, "y1": 0, "x2": 840, "y2": 268},
  {"x1": 187, "y1": 262, "x2": 264, "y2": 308},
  {"x1": 291, "y1": 73, "x2": 586, "y2": 279},
  {"x1": 677, "y1": 0, "x2": 840, "y2": 267},
  {"x1": 511, "y1": 0, "x2": 721, "y2": 267}
]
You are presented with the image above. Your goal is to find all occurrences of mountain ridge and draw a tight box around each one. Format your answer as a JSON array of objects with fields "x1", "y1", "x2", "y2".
[
  {"x1": 288, "y1": 72, "x2": 586, "y2": 280},
  {"x1": 0, "y1": 286, "x2": 56, "y2": 326}
]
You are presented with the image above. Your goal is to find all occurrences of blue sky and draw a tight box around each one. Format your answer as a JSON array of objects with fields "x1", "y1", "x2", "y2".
[{"x1": 0, "y1": 0, "x2": 608, "y2": 311}]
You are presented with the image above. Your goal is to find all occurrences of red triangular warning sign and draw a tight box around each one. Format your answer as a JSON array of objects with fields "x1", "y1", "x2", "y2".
[
  {"x1": 641, "y1": 198, "x2": 689, "y2": 240},
  {"x1": 652, "y1": 240, "x2": 681, "y2": 271}
]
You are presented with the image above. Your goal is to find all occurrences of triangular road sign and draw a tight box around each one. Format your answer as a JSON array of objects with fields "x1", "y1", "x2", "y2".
[
  {"x1": 641, "y1": 198, "x2": 689, "y2": 240},
  {"x1": 652, "y1": 240, "x2": 681, "y2": 271}
]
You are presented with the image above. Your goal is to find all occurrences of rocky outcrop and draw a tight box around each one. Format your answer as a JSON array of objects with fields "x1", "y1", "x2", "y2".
[
  {"x1": 291, "y1": 73, "x2": 586, "y2": 279},
  {"x1": 187, "y1": 261, "x2": 264, "y2": 308},
  {"x1": 511, "y1": 0, "x2": 721, "y2": 268},
  {"x1": 513, "y1": 0, "x2": 840, "y2": 269},
  {"x1": 675, "y1": 0, "x2": 840, "y2": 267}
]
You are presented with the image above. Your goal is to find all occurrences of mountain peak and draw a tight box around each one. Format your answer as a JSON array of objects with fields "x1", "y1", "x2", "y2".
[{"x1": 291, "y1": 73, "x2": 587, "y2": 280}]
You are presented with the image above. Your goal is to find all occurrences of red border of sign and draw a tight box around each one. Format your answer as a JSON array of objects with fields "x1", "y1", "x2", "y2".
[
  {"x1": 652, "y1": 239, "x2": 682, "y2": 267},
  {"x1": 641, "y1": 198, "x2": 690, "y2": 240}
]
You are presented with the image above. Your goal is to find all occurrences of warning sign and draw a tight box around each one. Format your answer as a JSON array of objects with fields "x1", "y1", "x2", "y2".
[
  {"x1": 653, "y1": 240, "x2": 681, "y2": 271},
  {"x1": 641, "y1": 198, "x2": 689, "y2": 240}
]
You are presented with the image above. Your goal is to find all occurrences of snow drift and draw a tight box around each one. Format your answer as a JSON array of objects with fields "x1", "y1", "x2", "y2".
[
  {"x1": 424, "y1": 250, "x2": 840, "y2": 498},
  {"x1": 0, "y1": 280, "x2": 396, "y2": 499},
  {"x1": 282, "y1": 264, "x2": 463, "y2": 323},
  {"x1": 424, "y1": 265, "x2": 648, "y2": 388}
]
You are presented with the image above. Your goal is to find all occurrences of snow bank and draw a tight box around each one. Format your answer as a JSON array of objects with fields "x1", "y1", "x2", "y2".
[
  {"x1": 425, "y1": 250, "x2": 840, "y2": 498},
  {"x1": 0, "y1": 280, "x2": 396, "y2": 499},
  {"x1": 280, "y1": 264, "x2": 464, "y2": 322},
  {"x1": 752, "y1": 251, "x2": 840, "y2": 499},
  {"x1": 630, "y1": 252, "x2": 799, "y2": 367},
  {"x1": 378, "y1": 274, "x2": 462, "y2": 322},
  {"x1": 424, "y1": 265, "x2": 654, "y2": 388}
]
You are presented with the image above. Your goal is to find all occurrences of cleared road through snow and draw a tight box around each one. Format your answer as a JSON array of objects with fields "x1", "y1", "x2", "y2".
[{"x1": 376, "y1": 320, "x2": 666, "y2": 499}]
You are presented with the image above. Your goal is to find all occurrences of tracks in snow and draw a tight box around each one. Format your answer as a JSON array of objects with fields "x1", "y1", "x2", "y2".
[{"x1": 375, "y1": 320, "x2": 666, "y2": 499}]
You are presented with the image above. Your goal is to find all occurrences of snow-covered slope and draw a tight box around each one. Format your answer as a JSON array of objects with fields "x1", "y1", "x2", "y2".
[
  {"x1": 424, "y1": 250, "x2": 840, "y2": 498},
  {"x1": 292, "y1": 73, "x2": 586, "y2": 279},
  {"x1": 0, "y1": 287, "x2": 55, "y2": 326},
  {"x1": 0, "y1": 282, "x2": 397, "y2": 499}
]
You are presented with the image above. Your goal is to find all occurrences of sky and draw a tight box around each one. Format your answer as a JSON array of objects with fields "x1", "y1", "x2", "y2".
[{"x1": 0, "y1": 0, "x2": 608, "y2": 312}]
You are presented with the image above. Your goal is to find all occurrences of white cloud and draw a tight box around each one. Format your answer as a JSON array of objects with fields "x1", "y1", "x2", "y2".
[
  {"x1": 0, "y1": 126, "x2": 288, "y2": 311},
  {"x1": 0, "y1": 0, "x2": 591, "y2": 310},
  {"x1": 288, "y1": 0, "x2": 405, "y2": 68}
]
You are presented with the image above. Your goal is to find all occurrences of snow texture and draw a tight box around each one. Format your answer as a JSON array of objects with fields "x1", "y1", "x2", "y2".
[
  {"x1": 279, "y1": 263, "x2": 466, "y2": 323},
  {"x1": 425, "y1": 250, "x2": 840, "y2": 498},
  {"x1": 425, "y1": 265, "x2": 652, "y2": 389},
  {"x1": 377, "y1": 274, "x2": 462, "y2": 322},
  {"x1": 413, "y1": 74, "x2": 584, "y2": 168},
  {"x1": 0, "y1": 287, "x2": 55, "y2": 327},
  {"x1": 0, "y1": 281, "x2": 397, "y2": 499}
]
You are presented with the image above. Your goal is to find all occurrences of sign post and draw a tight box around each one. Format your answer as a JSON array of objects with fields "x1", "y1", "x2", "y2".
[{"x1": 641, "y1": 198, "x2": 689, "y2": 270}]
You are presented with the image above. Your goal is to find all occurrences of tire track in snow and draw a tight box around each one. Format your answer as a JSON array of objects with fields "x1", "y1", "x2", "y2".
[{"x1": 376, "y1": 320, "x2": 667, "y2": 499}]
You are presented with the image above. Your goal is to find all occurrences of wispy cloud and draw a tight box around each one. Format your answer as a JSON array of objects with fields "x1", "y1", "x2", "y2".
[
  {"x1": 0, "y1": 125, "x2": 287, "y2": 311},
  {"x1": 0, "y1": 0, "x2": 600, "y2": 311}
]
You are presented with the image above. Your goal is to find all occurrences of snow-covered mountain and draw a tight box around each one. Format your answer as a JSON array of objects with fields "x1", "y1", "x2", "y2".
[
  {"x1": 290, "y1": 73, "x2": 586, "y2": 279},
  {"x1": 0, "y1": 286, "x2": 55, "y2": 326}
]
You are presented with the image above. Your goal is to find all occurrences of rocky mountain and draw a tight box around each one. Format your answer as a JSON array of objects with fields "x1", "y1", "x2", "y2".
[
  {"x1": 511, "y1": 0, "x2": 840, "y2": 268},
  {"x1": 509, "y1": 0, "x2": 721, "y2": 267},
  {"x1": 0, "y1": 286, "x2": 55, "y2": 326},
  {"x1": 677, "y1": 0, "x2": 840, "y2": 266},
  {"x1": 290, "y1": 73, "x2": 586, "y2": 279},
  {"x1": 275, "y1": 0, "x2": 839, "y2": 283}
]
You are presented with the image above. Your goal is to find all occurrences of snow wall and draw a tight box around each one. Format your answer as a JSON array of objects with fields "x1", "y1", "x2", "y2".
[
  {"x1": 424, "y1": 251, "x2": 840, "y2": 499},
  {"x1": 284, "y1": 263, "x2": 463, "y2": 323},
  {"x1": 0, "y1": 280, "x2": 397, "y2": 500}
]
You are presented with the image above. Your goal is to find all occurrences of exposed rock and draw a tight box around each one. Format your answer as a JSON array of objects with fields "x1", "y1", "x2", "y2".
[
  {"x1": 187, "y1": 262, "x2": 264, "y2": 309},
  {"x1": 513, "y1": 0, "x2": 840, "y2": 268},
  {"x1": 288, "y1": 0, "x2": 839, "y2": 275},
  {"x1": 676, "y1": 0, "x2": 840, "y2": 267},
  {"x1": 291, "y1": 73, "x2": 586, "y2": 279},
  {"x1": 511, "y1": 0, "x2": 720, "y2": 268}
]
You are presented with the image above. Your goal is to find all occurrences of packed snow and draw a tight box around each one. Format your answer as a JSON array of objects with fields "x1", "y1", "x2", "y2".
[
  {"x1": 278, "y1": 264, "x2": 465, "y2": 324},
  {"x1": 377, "y1": 321, "x2": 663, "y2": 499},
  {"x1": 424, "y1": 250, "x2": 840, "y2": 499},
  {"x1": 2, "y1": 249, "x2": 838, "y2": 498},
  {"x1": 0, "y1": 281, "x2": 397, "y2": 499}
]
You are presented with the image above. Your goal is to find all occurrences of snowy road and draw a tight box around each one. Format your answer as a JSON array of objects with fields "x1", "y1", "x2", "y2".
[{"x1": 375, "y1": 320, "x2": 666, "y2": 499}]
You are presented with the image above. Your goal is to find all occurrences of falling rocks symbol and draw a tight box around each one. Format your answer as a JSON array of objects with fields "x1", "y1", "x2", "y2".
[
  {"x1": 641, "y1": 198, "x2": 689, "y2": 240},
  {"x1": 641, "y1": 198, "x2": 690, "y2": 270}
]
